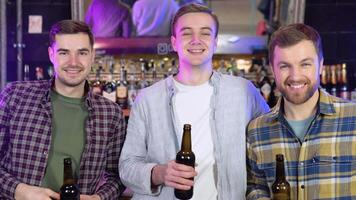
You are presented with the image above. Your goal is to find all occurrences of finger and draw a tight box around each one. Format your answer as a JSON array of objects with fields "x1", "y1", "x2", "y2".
[
  {"x1": 172, "y1": 162, "x2": 196, "y2": 172},
  {"x1": 165, "y1": 173, "x2": 194, "y2": 187},
  {"x1": 45, "y1": 189, "x2": 60, "y2": 200},
  {"x1": 169, "y1": 167, "x2": 197, "y2": 179},
  {"x1": 165, "y1": 180, "x2": 192, "y2": 190}
]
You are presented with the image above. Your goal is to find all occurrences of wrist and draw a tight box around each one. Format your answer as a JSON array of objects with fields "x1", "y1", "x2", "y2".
[{"x1": 151, "y1": 165, "x2": 164, "y2": 186}]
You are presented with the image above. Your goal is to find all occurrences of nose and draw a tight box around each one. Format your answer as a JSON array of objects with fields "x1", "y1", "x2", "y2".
[
  {"x1": 290, "y1": 66, "x2": 302, "y2": 77},
  {"x1": 189, "y1": 33, "x2": 201, "y2": 44},
  {"x1": 69, "y1": 54, "x2": 79, "y2": 66}
]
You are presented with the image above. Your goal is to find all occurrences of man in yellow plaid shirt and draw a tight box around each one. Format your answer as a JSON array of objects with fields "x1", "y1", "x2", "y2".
[{"x1": 246, "y1": 23, "x2": 356, "y2": 199}]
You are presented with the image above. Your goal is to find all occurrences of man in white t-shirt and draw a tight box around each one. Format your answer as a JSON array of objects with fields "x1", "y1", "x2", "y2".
[{"x1": 120, "y1": 3, "x2": 269, "y2": 199}]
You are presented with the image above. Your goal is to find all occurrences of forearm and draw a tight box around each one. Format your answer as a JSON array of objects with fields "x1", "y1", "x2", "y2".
[
  {"x1": 95, "y1": 178, "x2": 123, "y2": 200},
  {"x1": 0, "y1": 167, "x2": 21, "y2": 199}
]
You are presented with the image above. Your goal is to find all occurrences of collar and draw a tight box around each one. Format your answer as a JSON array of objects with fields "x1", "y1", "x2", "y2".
[
  {"x1": 42, "y1": 78, "x2": 93, "y2": 110},
  {"x1": 265, "y1": 88, "x2": 336, "y2": 123}
]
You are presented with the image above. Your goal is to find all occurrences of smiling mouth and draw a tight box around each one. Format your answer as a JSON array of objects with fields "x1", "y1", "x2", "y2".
[
  {"x1": 288, "y1": 83, "x2": 306, "y2": 89},
  {"x1": 188, "y1": 49, "x2": 205, "y2": 53},
  {"x1": 64, "y1": 68, "x2": 82, "y2": 74}
]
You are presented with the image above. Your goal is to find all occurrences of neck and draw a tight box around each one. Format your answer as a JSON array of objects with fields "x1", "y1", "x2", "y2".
[
  {"x1": 174, "y1": 63, "x2": 212, "y2": 86},
  {"x1": 283, "y1": 90, "x2": 319, "y2": 121},
  {"x1": 54, "y1": 79, "x2": 85, "y2": 98}
]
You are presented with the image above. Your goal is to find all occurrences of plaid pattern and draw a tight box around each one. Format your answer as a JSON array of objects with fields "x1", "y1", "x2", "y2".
[
  {"x1": 0, "y1": 79, "x2": 126, "y2": 200},
  {"x1": 246, "y1": 89, "x2": 356, "y2": 200}
]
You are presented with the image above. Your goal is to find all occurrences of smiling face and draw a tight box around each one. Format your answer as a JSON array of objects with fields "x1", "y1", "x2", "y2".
[
  {"x1": 48, "y1": 33, "x2": 94, "y2": 92},
  {"x1": 171, "y1": 12, "x2": 217, "y2": 69},
  {"x1": 272, "y1": 40, "x2": 323, "y2": 105}
]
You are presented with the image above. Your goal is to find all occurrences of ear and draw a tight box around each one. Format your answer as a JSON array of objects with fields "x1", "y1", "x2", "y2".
[
  {"x1": 48, "y1": 46, "x2": 54, "y2": 63},
  {"x1": 318, "y1": 58, "x2": 324, "y2": 75},
  {"x1": 213, "y1": 37, "x2": 218, "y2": 53},
  {"x1": 270, "y1": 63, "x2": 276, "y2": 78},
  {"x1": 171, "y1": 35, "x2": 177, "y2": 52},
  {"x1": 91, "y1": 48, "x2": 96, "y2": 63}
]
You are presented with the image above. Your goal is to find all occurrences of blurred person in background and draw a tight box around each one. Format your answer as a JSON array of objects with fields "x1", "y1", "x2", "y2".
[
  {"x1": 132, "y1": 0, "x2": 179, "y2": 36},
  {"x1": 85, "y1": 0, "x2": 132, "y2": 38}
]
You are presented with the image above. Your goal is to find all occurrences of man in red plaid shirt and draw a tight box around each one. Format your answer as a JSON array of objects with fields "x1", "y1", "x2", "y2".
[{"x1": 0, "y1": 20, "x2": 126, "y2": 200}]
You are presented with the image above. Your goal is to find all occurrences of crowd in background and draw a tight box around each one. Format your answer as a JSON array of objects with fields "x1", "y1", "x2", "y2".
[{"x1": 85, "y1": 0, "x2": 206, "y2": 38}]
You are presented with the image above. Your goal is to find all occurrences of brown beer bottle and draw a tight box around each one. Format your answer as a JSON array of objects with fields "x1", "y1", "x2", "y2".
[
  {"x1": 174, "y1": 124, "x2": 195, "y2": 200},
  {"x1": 272, "y1": 154, "x2": 290, "y2": 200},
  {"x1": 60, "y1": 158, "x2": 80, "y2": 200},
  {"x1": 338, "y1": 63, "x2": 350, "y2": 100}
]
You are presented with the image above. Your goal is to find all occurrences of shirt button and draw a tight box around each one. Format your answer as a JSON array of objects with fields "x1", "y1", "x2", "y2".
[
  {"x1": 43, "y1": 151, "x2": 48, "y2": 155},
  {"x1": 300, "y1": 162, "x2": 304, "y2": 166},
  {"x1": 301, "y1": 185, "x2": 305, "y2": 189}
]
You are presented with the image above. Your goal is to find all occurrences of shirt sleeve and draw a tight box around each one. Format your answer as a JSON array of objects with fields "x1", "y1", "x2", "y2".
[
  {"x1": 119, "y1": 98, "x2": 161, "y2": 196},
  {"x1": 0, "y1": 83, "x2": 22, "y2": 199},
  {"x1": 248, "y1": 81, "x2": 270, "y2": 118},
  {"x1": 96, "y1": 108, "x2": 126, "y2": 200},
  {"x1": 246, "y1": 122, "x2": 271, "y2": 200}
]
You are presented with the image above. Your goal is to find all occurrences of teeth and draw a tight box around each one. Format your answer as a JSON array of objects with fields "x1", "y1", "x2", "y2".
[
  {"x1": 188, "y1": 49, "x2": 204, "y2": 53},
  {"x1": 290, "y1": 84, "x2": 304, "y2": 89}
]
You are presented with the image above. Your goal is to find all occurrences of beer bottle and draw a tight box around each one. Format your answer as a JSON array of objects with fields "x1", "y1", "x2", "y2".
[
  {"x1": 60, "y1": 158, "x2": 80, "y2": 200},
  {"x1": 329, "y1": 65, "x2": 338, "y2": 97},
  {"x1": 272, "y1": 154, "x2": 290, "y2": 200},
  {"x1": 174, "y1": 124, "x2": 195, "y2": 200},
  {"x1": 338, "y1": 63, "x2": 350, "y2": 100}
]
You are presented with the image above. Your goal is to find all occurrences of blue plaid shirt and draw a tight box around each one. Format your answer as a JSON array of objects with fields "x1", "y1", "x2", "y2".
[
  {"x1": 247, "y1": 89, "x2": 356, "y2": 199},
  {"x1": 0, "y1": 79, "x2": 126, "y2": 200}
]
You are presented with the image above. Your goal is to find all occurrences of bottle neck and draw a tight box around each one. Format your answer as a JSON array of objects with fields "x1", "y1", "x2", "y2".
[
  {"x1": 275, "y1": 160, "x2": 286, "y2": 180},
  {"x1": 63, "y1": 161, "x2": 75, "y2": 185},
  {"x1": 181, "y1": 131, "x2": 192, "y2": 151}
]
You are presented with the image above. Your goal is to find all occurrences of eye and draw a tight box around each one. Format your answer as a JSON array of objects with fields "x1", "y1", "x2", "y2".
[
  {"x1": 182, "y1": 32, "x2": 192, "y2": 36},
  {"x1": 279, "y1": 64, "x2": 288, "y2": 69},
  {"x1": 79, "y1": 51, "x2": 89, "y2": 56},
  {"x1": 58, "y1": 51, "x2": 67, "y2": 56},
  {"x1": 301, "y1": 63, "x2": 311, "y2": 67},
  {"x1": 201, "y1": 32, "x2": 211, "y2": 36}
]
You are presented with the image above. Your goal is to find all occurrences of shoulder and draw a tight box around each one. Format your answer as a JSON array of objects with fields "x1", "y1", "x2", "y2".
[
  {"x1": 135, "y1": 78, "x2": 167, "y2": 104},
  {"x1": 218, "y1": 73, "x2": 259, "y2": 95},
  {"x1": 2, "y1": 80, "x2": 50, "y2": 98}
]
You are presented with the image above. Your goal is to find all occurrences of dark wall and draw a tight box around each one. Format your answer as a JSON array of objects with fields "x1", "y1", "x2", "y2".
[
  {"x1": 305, "y1": 0, "x2": 356, "y2": 90},
  {"x1": 7, "y1": 0, "x2": 71, "y2": 81}
]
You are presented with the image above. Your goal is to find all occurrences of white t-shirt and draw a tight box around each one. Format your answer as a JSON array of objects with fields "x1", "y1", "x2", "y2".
[{"x1": 173, "y1": 79, "x2": 217, "y2": 200}]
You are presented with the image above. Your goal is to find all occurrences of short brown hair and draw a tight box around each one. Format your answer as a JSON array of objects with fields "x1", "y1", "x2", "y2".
[
  {"x1": 269, "y1": 23, "x2": 323, "y2": 65},
  {"x1": 171, "y1": 3, "x2": 219, "y2": 38},
  {"x1": 49, "y1": 20, "x2": 94, "y2": 48}
]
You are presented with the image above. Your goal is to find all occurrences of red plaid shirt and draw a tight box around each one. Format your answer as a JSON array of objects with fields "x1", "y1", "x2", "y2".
[{"x1": 0, "y1": 79, "x2": 126, "y2": 200}]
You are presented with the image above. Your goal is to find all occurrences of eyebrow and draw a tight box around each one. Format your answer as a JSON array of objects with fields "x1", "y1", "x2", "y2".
[
  {"x1": 179, "y1": 26, "x2": 213, "y2": 33},
  {"x1": 56, "y1": 48, "x2": 90, "y2": 52},
  {"x1": 277, "y1": 57, "x2": 315, "y2": 65}
]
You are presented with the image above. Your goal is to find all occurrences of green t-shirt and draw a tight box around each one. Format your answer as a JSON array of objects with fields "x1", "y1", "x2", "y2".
[
  {"x1": 41, "y1": 90, "x2": 88, "y2": 192},
  {"x1": 287, "y1": 115, "x2": 315, "y2": 141}
]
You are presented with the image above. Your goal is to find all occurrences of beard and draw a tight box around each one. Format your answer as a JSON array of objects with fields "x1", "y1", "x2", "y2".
[{"x1": 277, "y1": 77, "x2": 319, "y2": 105}]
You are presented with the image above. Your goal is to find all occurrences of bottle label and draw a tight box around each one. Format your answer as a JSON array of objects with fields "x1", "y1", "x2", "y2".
[
  {"x1": 116, "y1": 86, "x2": 128, "y2": 98},
  {"x1": 272, "y1": 193, "x2": 290, "y2": 200},
  {"x1": 103, "y1": 91, "x2": 116, "y2": 102}
]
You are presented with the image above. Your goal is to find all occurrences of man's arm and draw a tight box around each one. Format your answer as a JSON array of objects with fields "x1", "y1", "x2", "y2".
[
  {"x1": 246, "y1": 124, "x2": 271, "y2": 200},
  {"x1": 0, "y1": 83, "x2": 22, "y2": 199},
  {"x1": 95, "y1": 109, "x2": 126, "y2": 200},
  {"x1": 247, "y1": 81, "x2": 270, "y2": 118},
  {"x1": 119, "y1": 100, "x2": 161, "y2": 195}
]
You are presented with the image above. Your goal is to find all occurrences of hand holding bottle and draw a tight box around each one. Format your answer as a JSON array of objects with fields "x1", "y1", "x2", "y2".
[
  {"x1": 14, "y1": 183, "x2": 60, "y2": 200},
  {"x1": 151, "y1": 161, "x2": 197, "y2": 190}
]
